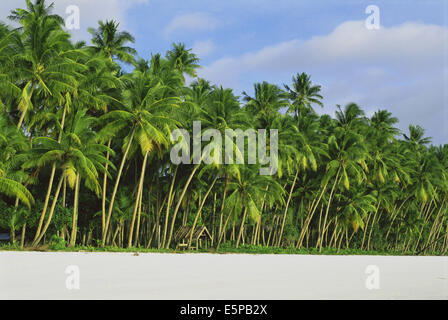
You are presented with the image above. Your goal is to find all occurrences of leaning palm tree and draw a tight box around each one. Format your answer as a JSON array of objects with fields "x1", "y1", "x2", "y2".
[
  {"x1": 100, "y1": 70, "x2": 180, "y2": 247},
  {"x1": 27, "y1": 108, "x2": 113, "y2": 246}
]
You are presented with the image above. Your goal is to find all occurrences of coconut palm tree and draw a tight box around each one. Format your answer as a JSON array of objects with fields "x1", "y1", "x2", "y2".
[
  {"x1": 26, "y1": 108, "x2": 113, "y2": 246},
  {"x1": 100, "y1": 70, "x2": 180, "y2": 247},
  {"x1": 284, "y1": 72, "x2": 323, "y2": 119},
  {"x1": 225, "y1": 166, "x2": 284, "y2": 248},
  {"x1": 88, "y1": 20, "x2": 137, "y2": 65},
  {"x1": 8, "y1": 0, "x2": 83, "y2": 129},
  {"x1": 166, "y1": 43, "x2": 200, "y2": 79},
  {"x1": 243, "y1": 81, "x2": 289, "y2": 129}
]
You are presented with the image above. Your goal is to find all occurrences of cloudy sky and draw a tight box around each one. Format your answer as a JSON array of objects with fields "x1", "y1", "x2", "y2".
[{"x1": 1, "y1": 0, "x2": 447, "y2": 144}]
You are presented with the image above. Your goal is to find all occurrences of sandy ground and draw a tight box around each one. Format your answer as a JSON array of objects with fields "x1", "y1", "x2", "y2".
[{"x1": 0, "y1": 252, "x2": 447, "y2": 300}]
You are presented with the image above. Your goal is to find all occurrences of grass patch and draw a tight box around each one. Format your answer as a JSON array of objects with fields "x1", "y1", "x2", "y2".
[{"x1": 0, "y1": 241, "x2": 430, "y2": 256}]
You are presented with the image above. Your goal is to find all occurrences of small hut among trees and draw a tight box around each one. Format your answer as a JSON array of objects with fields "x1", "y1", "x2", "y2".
[{"x1": 174, "y1": 226, "x2": 212, "y2": 250}]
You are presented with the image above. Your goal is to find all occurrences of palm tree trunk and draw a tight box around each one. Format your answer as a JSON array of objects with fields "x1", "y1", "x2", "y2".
[
  {"x1": 16, "y1": 83, "x2": 34, "y2": 129},
  {"x1": 277, "y1": 170, "x2": 299, "y2": 246},
  {"x1": 165, "y1": 162, "x2": 202, "y2": 249},
  {"x1": 33, "y1": 164, "x2": 56, "y2": 243},
  {"x1": 211, "y1": 192, "x2": 217, "y2": 245},
  {"x1": 318, "y1": 167, "x2": 341, "y2": 252},
  {"x1": 69, "y1": 174, "x2": 81, "y2": 247},
  {"x1": 33, "y1": 174, "x2": 64, "y2": 246},
  {"x1": 296, "y1": 182, "x2": 328, "y2": 248},
  {"x1": 161, "y1": 167, "x2": 178, "y2": 248},
  {"x1": 102, "y1": 127, "x2": 136, "y2": 246},
  {"x1": 32, "y1": 104, "x2": 68, "y2": 243},
  {"x1": 236, "y1": 207, "x2": 248, "y2": 248},
  {"x1": 128, "y1": 150, "x2": 149, "y2": 248},
  {"x1": 147, "y1": 194, "x2": 168, "y2": 248},
  {"x1": 216, "y1": 205, "x2": 235, "y2": 250},
  {"x1": 187, "y1": 176, "x2": 218, "y2": 249},
  {"x1": 134, "y1": 188, "x2": 144, "y2": 247},
  {"x1": 101, "y1": 139, "x2": 112, "y2": 235},
  {"x1": 367, "y1": 201, "x2": 382, "y2": 250},
  {"x1": 20, "y1": 223, "x2": 26, "y2": 248},
  {"x1": 218, "y1": 173, "x2": 229, "y2": 239}
]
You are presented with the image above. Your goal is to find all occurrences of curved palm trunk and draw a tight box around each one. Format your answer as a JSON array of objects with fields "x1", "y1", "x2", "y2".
[
  {"x1": 216, "y1": 206, "x2": 234, "y2": 250},
  {"x1": 33, "y1": 174, "x2": 65, "y2": 246},
  {"x1": 217, "y1": 173, "x2": 229, "y2": 239},
  {"x1": 20, "y1": 223, "x2": 26, "y2": 248},
  {"x1": 33, "y1": 164, "x2": 56, "y2": 243},
  {"x1": 296, "y1": 181, "x2": 328, "y2": 248},
  {"x1": 187, "y1": 176, "x2": 218, "y2": 249},
  {"x1": 165, "y1": 162, "x2": 201, "y2": 249},
  {"x1": 236, "y1": 207, "x2": 248, "y2": 248},
  {"x1": 147, "y1": 194, "x2": 168, "y2": 248},
  {"x1": 128, "y1": 150, "x2": 149, "y2": 248},
  {"x1": 101, "y1": 139, "x2": 112, "y2": 235},
  {"x1": 366, "y1": 201, "x2": 382, "y2": 250},
  {"x1": 69, "y1": 174, "x2": 81, "y2": 247},
  {"x1": 277, "y1": 170, "x2": 299, "y2": 246},
  {"x1": 161, "y1": 167, "x2": 177, "y2": 248},
  {"x1": 17, "y1": 83, "x2": 34, "y2": 130},
  {"x1": 33, "y1": 105, "x2": 68, "y2": 243},
  {"x1": 318, "y1": 167, "x2": 341, "y2": 252},
  {"x1": 102, "y1": 128, "x2": 136, "y2": 246},
  {"x1": 134, "y1": 187, "x2": 145, "y2": 247}
]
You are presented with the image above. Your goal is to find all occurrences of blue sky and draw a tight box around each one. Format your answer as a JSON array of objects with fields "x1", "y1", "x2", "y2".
[{"x1": 1, "y1": 0, "x2": 447, "y2": 144}]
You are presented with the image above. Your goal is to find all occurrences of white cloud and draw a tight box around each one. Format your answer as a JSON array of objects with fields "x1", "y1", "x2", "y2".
[
  {"x1": 201, "y1": 21, "x2": 446, "y2": 84},
  {"x1": 192, "y1": 40, "x2": 215, "y2": 58},
  {"x1": 199, "y1": 20, "x2": 448, "y2": 143},
  {"x1": 164, "y1": 12, "x2": 219, "y2": 35},
  {"x1": 0, "y1": 0, "x2": 148, "y2": 41}
]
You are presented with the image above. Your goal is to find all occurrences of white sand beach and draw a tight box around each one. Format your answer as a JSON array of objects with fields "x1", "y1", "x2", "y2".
[{"x1": 0, "y1": 252, "x2": 447, "y2": 300}]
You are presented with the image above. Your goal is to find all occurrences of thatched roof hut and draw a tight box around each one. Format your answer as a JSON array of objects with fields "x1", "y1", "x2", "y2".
[{"x1": 174, "y1": 226, "x2": 212, "y2": 250}]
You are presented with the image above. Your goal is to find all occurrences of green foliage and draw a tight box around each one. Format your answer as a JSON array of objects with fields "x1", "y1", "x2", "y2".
[{"x1": 0, "y1": 0, "x2": 446, "y2": 256}]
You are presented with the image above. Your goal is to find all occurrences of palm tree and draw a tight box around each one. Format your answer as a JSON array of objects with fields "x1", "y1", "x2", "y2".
[
  {"x1": 0, "y1": 114, "x2": 34, "y2": 208},
  {"x1": 166, "y1": 43, "x2": 200, "y2": 79},
  {"x1": 26, "y1": 109, "x2": 112, "y2": 246},
  {"x1": 0, "y1": 177, "x2": 34, "y2": 209},
  {"x1": 276, "y1": 111, "x2": 327, "y2": 246},
  {"x1": 88, "y1": 20, "x2": 137, "y2": 64},
  {"x1": 9, "y1": 0, "x2": 83, "y2": 129},
  {"x1": 243, "y1": 81, "x2": 289, "y2": 129},
  {"x1": 284, "y1": 72, "x2": 323, "y2": 119},
  {"x1": 226, "y1": 167, "x2": 283, "y2": 248},
  {"x1": 316, "y1": 104, "x2": 369, "y2": 251},
  {"x1": 100, "y1": 70, "x2": 179, "y2": 247}
]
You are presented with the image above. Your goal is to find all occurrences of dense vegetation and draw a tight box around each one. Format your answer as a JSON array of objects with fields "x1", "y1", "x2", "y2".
[{"x1": 0, "y1": 0, "x2": 447, "y2": 255}]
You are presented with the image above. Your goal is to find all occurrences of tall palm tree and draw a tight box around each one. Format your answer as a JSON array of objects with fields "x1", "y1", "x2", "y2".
[
  {"x1": 26, "y1": 108, "x2": 112, "y2": 246},
  {"x1": 100, "y1": 70, "x2": 179, "y2": 247},
  {"x1": 166, "y1": 43, "x2": 200, "y2": 79},
  {"x1": 284, "y1": 72, "x2": 323, "y2": 119},
  {"x1": 9, "y1": 0, "x2": 83, "y2": 129},
  {"x1": 243, "y1": 81, "x2": 289, "y2": 129},
  {"x1": 225, "y1": 166, "x2": 283, "y2": 248},
  {"x1": 88, "y1": 20, "x2": 137, "y2": 65}
]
